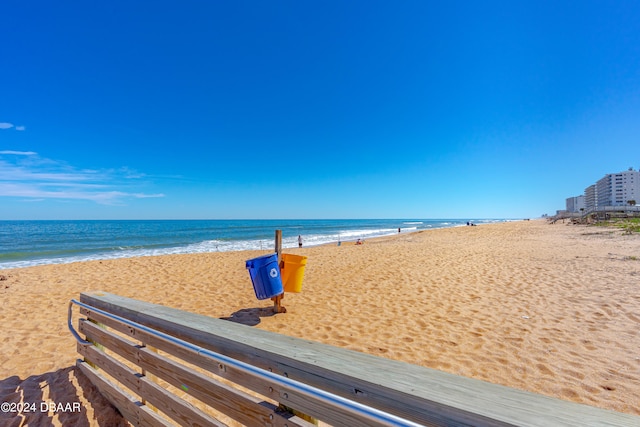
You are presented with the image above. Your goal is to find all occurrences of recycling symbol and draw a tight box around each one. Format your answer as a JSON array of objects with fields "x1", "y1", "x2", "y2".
[{"x1": 269, "y1": 268, "x2": 278, "y2": 278}]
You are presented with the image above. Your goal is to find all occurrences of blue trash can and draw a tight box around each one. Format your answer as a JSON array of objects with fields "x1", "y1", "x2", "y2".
[{"x1": 245, "y1": 253, "x2": 283, "y2": 300}]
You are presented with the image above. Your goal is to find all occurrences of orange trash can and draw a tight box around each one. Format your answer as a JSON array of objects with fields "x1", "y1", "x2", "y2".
[{"x1": 280, "y1": 253, "x2": 307, "y2": 293}]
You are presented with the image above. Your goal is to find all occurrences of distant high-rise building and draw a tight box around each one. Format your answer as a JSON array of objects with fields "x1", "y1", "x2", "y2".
[
  {"x1": 594, "y1": 168, "x2": 640, "y2": 208},
  {"x1": 584, "y1": 185, "x2": 597, "y2": 210},
  {"x1": 563, "y1": 168, "x2": 639, "y2": 215},
  {"x1": 566, "y1": 195, "x2": 585, "y2": 212}
]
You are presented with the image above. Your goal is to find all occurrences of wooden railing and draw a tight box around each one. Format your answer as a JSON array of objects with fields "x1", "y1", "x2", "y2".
[{"x1": 70, "y1": 291, "x2": 639, "y2": 426}]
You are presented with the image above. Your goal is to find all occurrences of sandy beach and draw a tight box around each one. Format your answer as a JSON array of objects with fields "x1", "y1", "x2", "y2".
[{"x1": 1, "y1": 219, "x2": 639, "y2": 425}]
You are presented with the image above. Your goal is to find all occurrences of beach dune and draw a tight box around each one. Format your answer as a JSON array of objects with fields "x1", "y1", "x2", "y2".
[{"x1": 1, "y1": 219, "x2": 639, "y2": 425}]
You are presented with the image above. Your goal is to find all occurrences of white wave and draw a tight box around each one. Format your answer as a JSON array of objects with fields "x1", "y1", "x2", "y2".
[
  {"x1": 2, "y1": 221, "x2": 507, "y2": 270},
  {"x1": 336, "y1": 228, "x2": 397, "y2": 239}
]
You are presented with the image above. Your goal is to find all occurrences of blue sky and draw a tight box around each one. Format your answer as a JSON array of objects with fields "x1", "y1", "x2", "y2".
[{"x1": 1, "y1": 1, "x2": 639, "y2": 220}]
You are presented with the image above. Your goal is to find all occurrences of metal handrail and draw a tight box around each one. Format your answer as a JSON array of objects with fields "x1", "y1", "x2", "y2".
[
  {"x1": 68, "y1": 298, "x2": 423, "y2": 427},
  {"x1": 68, "y1": 301, "x2": 92, "y2": 346}
]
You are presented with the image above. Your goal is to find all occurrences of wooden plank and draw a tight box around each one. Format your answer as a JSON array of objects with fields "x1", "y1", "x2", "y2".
[
  {"x1": 78, "y1": 292, "x2": 486, "y2": 426},
  {"x1": 138, "y1": 346, "x2": 288, "y2": 427},
  {"x1": 80, "y1": 306, "x2": 278, "y2": 398},
  {"x1": 80, "y1": 306, "x2": 384, "y2": 426},
  {"x1": 80, "y1": 291, "x2": 640, "y2": 427},
  {"x1": 75, "y1": 358, "x2": 139, "y2": 423},
  {"x1": 139, "y1": 342, "x2": 372, "y2": 427},
  {"x1": 79, "y1": 318, "x2": 141, "y2": 365},
  {"x1": 77, "y1": 334, "x2": 226, "y2": 427},
  {"x1": 138, "y1": 378, "x2": 228, "y2": 427},
  {"x1": 76, "y1": 359, "x2": 172, "y2": 427},
  {"x1": 78, "y1": 342, "x2": 141, "y2": 394},
  {"x1": 80, "y1": 318, "x2": 313, "y2": 427},
  {"x1": 76, "y1": 310, "x2": 508, "y2": 427}
]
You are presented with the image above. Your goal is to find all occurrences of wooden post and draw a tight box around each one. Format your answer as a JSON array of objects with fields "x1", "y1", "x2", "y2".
[
  {"x1": 141, "y1": 344, "x2": 159, "y2": 413},
  {"x1": 85, "y1": 319, "x2": 105, "y2": 369},
  {"x1": 272, "y1": 230, "x2": 286, "y2": 313},
  {"x1": 273, "y1": 232, "x2": 314, "y2": 423},
  {"x1": 275, "y1": 229, "x2": 282, "y2": 262}
]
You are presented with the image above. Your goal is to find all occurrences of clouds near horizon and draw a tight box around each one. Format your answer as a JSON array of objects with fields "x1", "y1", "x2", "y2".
[
  {"x1": 0, "y1": 151, "x2": 164, "y2": 204},
  {"x1": 0, "y1": 122, "x2": 25, "y2": 130},
  {"x1": 0, "y1": 150, "x2": 37, "y2": 156}
]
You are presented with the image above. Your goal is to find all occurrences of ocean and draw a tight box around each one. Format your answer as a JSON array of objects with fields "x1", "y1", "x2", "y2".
[{"x1": 0, "y1": 219, "x2": 505, "y2": 270}]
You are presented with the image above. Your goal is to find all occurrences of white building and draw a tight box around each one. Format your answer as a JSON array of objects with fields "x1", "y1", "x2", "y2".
[
  {"x1": 584, "y1": 185, "x2": 597, "y2": 210},
  {"x1": 594, "y1": 168, "x2": 640, "y2": 208},
  {"x1": 566, "y1": 195, "x2": 586, "y2": 212}
]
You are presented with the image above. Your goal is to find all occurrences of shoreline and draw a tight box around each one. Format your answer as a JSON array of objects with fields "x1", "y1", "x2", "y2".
[
  {"x1": 1, "y1": 219, "x2": 639, "y2": 425},
  {"x1": 0, "y1": 219, "x2": 509, "y2": 271}
]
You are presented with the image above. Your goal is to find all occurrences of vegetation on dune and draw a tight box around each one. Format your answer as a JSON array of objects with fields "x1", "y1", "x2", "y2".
[{"x1": 594, "y1": 218, "x2": 640, "y2": 234}]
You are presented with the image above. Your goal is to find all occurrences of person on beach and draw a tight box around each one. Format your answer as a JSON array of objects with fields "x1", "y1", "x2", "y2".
[{"x1": 298, "y1": 235, "x2": 303, "y2": 248}]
